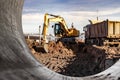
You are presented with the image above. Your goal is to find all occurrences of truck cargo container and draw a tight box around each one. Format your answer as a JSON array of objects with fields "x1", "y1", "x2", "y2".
[{"x1": 84, "y1": 19, "x2": 120, "y2": 46}]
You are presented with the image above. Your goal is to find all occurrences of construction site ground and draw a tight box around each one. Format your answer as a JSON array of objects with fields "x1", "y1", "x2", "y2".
[{"x1": 26, "y1": 39, "x2": 120, "y2": 77}]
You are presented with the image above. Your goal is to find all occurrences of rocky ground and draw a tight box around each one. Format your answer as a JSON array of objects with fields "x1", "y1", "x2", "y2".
[{"x1": 26, "y1": 39, "x2": 120, "y2": 77}]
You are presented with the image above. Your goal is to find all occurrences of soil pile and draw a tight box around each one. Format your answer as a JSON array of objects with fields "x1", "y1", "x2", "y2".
[{"x1": 26, "y1": 39, "x2": 108, "y2": 77}]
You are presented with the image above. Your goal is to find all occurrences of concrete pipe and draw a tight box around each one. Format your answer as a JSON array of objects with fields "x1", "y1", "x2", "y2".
[{"x1": 0, "y1": 0, "x2": 120, "y2": 80}]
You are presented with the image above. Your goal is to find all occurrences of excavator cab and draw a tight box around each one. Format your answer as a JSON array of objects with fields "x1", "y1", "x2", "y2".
[{"x1": 53, "y1": 23, "x2": 64, "y2": 37}]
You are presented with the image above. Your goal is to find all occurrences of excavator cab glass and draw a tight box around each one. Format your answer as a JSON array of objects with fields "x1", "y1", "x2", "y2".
[{"x1": 54, "y1": 23, "x2": 64, "y2": 37}]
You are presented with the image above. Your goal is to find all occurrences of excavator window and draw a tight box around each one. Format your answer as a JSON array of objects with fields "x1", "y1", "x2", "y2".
[{"x1": 54, "y1": 23, "x2": 64, "y2": 36}]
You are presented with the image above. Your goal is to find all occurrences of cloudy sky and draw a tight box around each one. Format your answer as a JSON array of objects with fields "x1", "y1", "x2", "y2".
[{"x1": 22, "y1": 0, "x2": 120, "y2": 34}]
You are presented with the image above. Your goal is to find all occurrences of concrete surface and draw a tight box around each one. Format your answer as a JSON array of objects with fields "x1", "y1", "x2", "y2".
[{"x1": 0, "y1": 0, "x2": 120, "y2": 80}]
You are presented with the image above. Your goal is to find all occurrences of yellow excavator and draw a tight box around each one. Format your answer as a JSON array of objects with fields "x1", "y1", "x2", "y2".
[{"x1": 39, "y1": 13, "x2": 80, "y2": 52}]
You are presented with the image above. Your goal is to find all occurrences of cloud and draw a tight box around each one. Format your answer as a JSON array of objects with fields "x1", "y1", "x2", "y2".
[
  {"x1": 100, "y1": 8, "x2": 120, "y2": 15},
  {"x1": 22, "y1": 0, "x2": 120, "y2": 34},
  {"x1": 23, "y1": 0, "x2": 120, "y2": 16},
  {"x1": 47, "y1": 7, "x2": 120, "y2": 19},
  {"x1": 22, "y1": 8, "x2": 120, "y2": 26},
  {"x1": 22, "y1": 7, "x2": 120, "y2": 33},
  {"x1": 23, "y1": 7, "x2": 120, "y2": 18},
  {"x1": 22, "y1": 13, "x2": 44, "y2": 33},
  {"x1": 24, "y1": 0, "x2": 120, "y2": 12},
  {"x1": 22, "y1": 13, "x2": 44, "y2": 20},
  {"x1": 23, "y1": 8, "x2": 40, "y2": 12}
]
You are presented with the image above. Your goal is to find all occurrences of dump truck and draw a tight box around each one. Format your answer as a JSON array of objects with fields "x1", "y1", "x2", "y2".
[{"x1": 84, "y1": 19, "x2": 120, "y2": 46}]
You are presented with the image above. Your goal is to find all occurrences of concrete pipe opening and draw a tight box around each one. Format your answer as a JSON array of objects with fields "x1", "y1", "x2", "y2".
[{"x1": 0, "y1": 0, "x2": 120, "y2": 80}]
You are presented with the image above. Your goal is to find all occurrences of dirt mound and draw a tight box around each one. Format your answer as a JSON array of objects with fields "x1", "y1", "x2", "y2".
[
  {"x1": 93, "y1": 45, "x2": 120, "y2": 59},
  {"x1": 26, "y1": 39, "x2": 108, "y2": 77},
  {"x1": 59, "y1": 45, "x2": 106, "y2": 77}
]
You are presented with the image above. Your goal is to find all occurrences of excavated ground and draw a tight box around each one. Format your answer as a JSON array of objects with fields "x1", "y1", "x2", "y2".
[{"x1": 26, "y1": 39, "x2": 120, "y2": 77}]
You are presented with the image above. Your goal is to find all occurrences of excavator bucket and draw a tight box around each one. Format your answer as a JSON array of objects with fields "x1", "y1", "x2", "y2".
[
  {"x1": 34, "y1": 43, "x2": 48, "y2": 53},
  {"x1": 41, "y1": 43, "x2": 48, "y2": 53}
]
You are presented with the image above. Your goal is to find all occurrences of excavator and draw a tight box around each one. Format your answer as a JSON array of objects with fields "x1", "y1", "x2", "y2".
[{"x1": 39, "y1": 13, "x2": 80, "y2": 52}]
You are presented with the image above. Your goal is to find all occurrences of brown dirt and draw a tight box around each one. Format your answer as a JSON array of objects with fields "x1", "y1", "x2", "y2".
[{"x1": 26, "y1": 39, "x2": 120, "y2": 77}]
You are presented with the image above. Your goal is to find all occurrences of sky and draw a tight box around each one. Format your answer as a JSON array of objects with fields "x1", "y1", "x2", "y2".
[{"x1": 22, "y1": 0, "x2": 120, "y2": 35}]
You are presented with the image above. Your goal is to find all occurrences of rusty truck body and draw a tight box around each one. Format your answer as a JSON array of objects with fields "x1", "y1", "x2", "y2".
[{"x1": 84, "y1": 19, "x2": 120, "y2": 46}]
